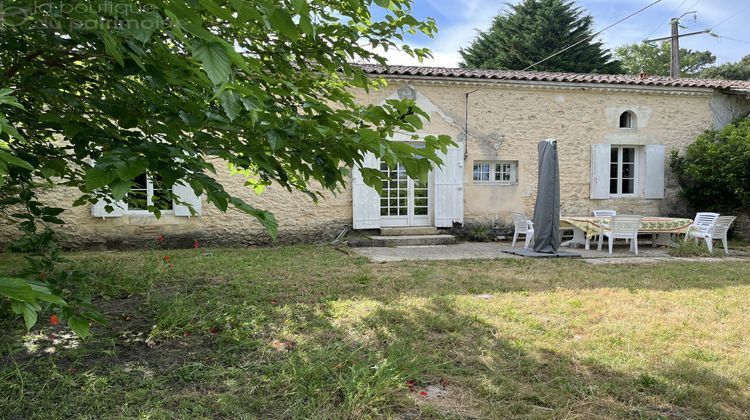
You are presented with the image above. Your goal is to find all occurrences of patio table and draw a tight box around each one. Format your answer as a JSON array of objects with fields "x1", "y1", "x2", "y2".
[{"x1": 560, "y1": 216, "x2": 694, "y2": 250}]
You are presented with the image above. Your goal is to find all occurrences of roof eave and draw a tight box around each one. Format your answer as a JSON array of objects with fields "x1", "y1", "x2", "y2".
[{"x1": 367, "y1": 72, "x2": 719, "y2": 95}]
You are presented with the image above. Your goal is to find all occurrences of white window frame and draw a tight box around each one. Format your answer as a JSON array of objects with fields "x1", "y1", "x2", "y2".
[
  {"x1": 609, "y1": 146, "x2": 638, "y2": 197},
  {"x1": 473, "y1": 160, "x2": 518, "y2": 185},
  {"x1": 125, "y1": 174, "x2": 175, "y2": 216}
]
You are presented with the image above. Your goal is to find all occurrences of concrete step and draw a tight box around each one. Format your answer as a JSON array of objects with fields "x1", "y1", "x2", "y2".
[
  {"x1": 349, "y1": 234, "x2": 456, "y2": 247},
  {"x1": 380, "y1": 227, "x2": 438, "y2": 236}
]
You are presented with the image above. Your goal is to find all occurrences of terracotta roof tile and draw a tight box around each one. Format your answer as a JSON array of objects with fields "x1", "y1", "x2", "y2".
[{"x1": 358, "y1": 64, "x2": 750, "y2": 92}]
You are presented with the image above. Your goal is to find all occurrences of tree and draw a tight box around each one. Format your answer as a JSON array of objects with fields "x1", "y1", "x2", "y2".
[
  {"x1": 615, "y1": 41, "x2": 716, "y2": 77},
  {"x1": 459, "y1": 0, "x2": 620, "y2": 73},
  {"x1": 670, "y1": 119, "x2": 750, "y2": 213},
  {"x1": 701, "y1": 55, "x2": 750, "y2": 80},
  {"x1": 0, "y1": 0, "x2": 451, "y2": 335}
]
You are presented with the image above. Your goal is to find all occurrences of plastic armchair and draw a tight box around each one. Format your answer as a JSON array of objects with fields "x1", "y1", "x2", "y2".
[
  {"x1": 700, "y1": 216, "x2": 736, "y2": 254},
  {"x1": 685, "y1": 212, "x2": 720, "y2": 243},
  {"x1": 597, "y1": 215, "x2": 642, "y2": 255},
  {"x1": 593, "y1": 209, "x2": 616, "y2": 218},
  {"x1": 592, "y1": 209, "x2": 617, "y2": 242},
  {"x1": 511, "y1": 212, "x2": 535, "y2": 249}
]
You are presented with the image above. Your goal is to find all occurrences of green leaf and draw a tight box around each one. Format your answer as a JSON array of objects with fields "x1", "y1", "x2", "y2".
[
  {"x1": 199, "y1": 0, "x2": 234, "y2": 20},
  {"x1": 28, "y1": 283, "x2": 66, "y2": 305},
  {"x1": 85, "y1": 166, "x2": 117, "y2": 191},
  {"x1": 116, "y1": 159, "x2": 148, "y2": 180},
  {"x1": 69, "y1": 316, "x2": 91, "y2": 339},
  {"x1": 266, "y1": 130, "x2": 287, "y2": 151},
  {"x1": 268, "y1": 8, "x2": 299, "y2": 40},
  {"x1": 192, "y1": 40, "x2": 232, "y2": 85},
  {"x1": 0, "y1": 277, "x2": 37, "y2": 303},
  {"x1": 229, "y1": 197, "x2": 278, "y2": 239},
  {"x1": 0, "y1": 150, "x2": 34, "y2": 170},
  {"x1": 21, "y1": 302, "x2": 39, "y2": 330},
  {"x1": 101, "y1": 31, "x2": 125, "y2": 67},
  {"x1": 41, "y1": 216, "x2": 65, "y2": 224},
  {"x1": 110, "y1": 179, "x2": 131, "y2": 200},
  {"x1": 373, "y1": 0, "x2": 392, "y2": 8},
  {"x1": 219, "y1": 90, "x2": 242, "y2": 121}
]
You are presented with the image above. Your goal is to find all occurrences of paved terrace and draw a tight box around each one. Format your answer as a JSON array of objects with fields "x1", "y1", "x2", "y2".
[{"x1": 352, "y1": 242, "x2": 749, "y2": 264}]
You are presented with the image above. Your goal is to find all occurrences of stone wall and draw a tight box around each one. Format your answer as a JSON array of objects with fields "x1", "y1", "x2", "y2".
[
  {"x1": 0, "y1": 167, "x2": 352, "y2": 249},
  {"x1": 385, "y1": 81, "x2": 714, "y2": 226},
  {"x1": 0, "y1": 78, "x2": 727, "y2": 248}
]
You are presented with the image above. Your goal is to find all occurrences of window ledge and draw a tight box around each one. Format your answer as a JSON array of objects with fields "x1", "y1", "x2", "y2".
[
  {"x1": 124, "y1": 211, "x2": 175, "y2": 217},
  {"x1": 472, "y1": 182, "x2": 518, "y2": 186}
]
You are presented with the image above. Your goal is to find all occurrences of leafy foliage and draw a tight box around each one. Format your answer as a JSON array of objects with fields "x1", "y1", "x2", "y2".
[
  {"x1": 459, "y1": 0, "x2": 620, "y2": 73},
  {"x1": 701, "y1": 55, "x2": 750, "y2": 81},
  {"x1": 615, "y1": 41, "x2": 716, "y2": 77},
  {"x1": 0, "y1": 0, "x2": 451, "y2": 335},
  {"x1": 670, "y1": 119, "x2": 750, "y2": 212}
]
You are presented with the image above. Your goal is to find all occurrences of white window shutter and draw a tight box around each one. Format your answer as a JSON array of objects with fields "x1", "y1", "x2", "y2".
[
  {"x1": 590, "y1": 144, "x2": 611, "y2": 199},
  {"x1": 434, "y1": 144, "x2": 464, "y2": 227},
  {"x1": 644, "y1": 144, "x2": 665, "y2": 199},
  {"x1": 352, "y1": 152, "x2": 381, "y2": 229},
  {"x1": 173, "y1": 181, "x2": 202, "y2": 216},
  {"x1": 91, "y1": 197, "x2": 126, "y2": 218}
]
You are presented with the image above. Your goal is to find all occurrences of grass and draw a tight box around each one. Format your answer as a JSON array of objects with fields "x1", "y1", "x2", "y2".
[{"x1": 1, "y1": 245, "x2": 750, "y2": 418}]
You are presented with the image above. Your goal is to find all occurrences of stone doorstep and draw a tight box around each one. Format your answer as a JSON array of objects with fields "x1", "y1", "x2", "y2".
[
  {"x1": 379, "y1": 227, "x2": 438, "y2": 236},
  {"x1": 350, "y1": 234, "x2": 456, "y2": 247}
]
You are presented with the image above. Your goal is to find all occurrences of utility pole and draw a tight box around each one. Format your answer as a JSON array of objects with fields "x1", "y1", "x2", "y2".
[
  {"x1": 670, "y1": 18, "x2": 680, "y2": 78},
  {"x1": 644, "y1": 11, "x2": 709, "y2": 79}
]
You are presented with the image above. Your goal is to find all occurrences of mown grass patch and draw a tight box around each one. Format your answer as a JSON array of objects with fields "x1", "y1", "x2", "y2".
[{"x1": 1, "y1": 245, "x2": 749, "y2": 418}]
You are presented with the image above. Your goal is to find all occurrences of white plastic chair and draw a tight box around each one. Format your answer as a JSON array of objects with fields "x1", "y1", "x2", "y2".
[
  {"x1": 597, "y1": 215, "x2": 642, "y2": 255},
  {"x1": 511, "y1": 212, "x2": 534, "y2": 249},
  {"x1": 685, "y1": 212, "x2": 720, "y2": 243},
  {"x1": 593, "y1": 209, "x2": 616, "y2": 218},
  {"x1": 592, "y1": 209, "x2": 617, "y2": 242},
  {"x1": 695, "y1": 216, "x2": 736, "y2": 254}
]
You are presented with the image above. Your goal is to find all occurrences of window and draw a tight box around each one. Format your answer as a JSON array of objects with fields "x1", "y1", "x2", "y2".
[
  {"x1": 125, "y1": 174, "x2": 173, "y2": 213},
  {"x1": 619, "y1": 111, "x2": 635, "y2": 128},
  {"x1": 610, "y1": 146, "x2": 636, "y2": 195},
  {"x1": 473, "y1": 161, "x2": 518, "y2": 184},
  {"x1": 472, "y1": 162, "x2": 491, "y2": 181}
]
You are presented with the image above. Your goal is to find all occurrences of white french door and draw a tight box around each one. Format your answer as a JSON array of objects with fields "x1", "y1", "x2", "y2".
[{"x1": 379, "y1": 161, "x2": 432, "y2": 227}]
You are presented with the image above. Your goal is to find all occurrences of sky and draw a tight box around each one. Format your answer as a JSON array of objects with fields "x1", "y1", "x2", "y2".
[{"x1": 379, "y1": 0, "x2": 750, "y2": 68}]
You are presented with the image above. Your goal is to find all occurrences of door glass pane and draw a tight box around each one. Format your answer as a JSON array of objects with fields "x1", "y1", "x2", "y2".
[
  {"x1": 621, "y1": 163, "x2": 634, "y2": 178},
  {"x1": 622, "y1": 147, "x2": 635, "y2": 163},
  {"x1": 610, "y1": 179, "x2": 618, "y2": 194},
  {"x1": 622, "y1": 179, "x2": 634, "y2": 194}
]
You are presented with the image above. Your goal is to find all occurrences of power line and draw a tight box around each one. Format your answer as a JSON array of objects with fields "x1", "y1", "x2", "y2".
[
  {"x1": 709, "y1": 3, "x2": 750, "y2": 31},
  {"x1": 643, "y1": 0, "x2": 690, "y2": 40},
  {"x1": 716, "y1": 34, "x2": 750, "y2": 46},
  {"x1": 521, "y1": 0, "x2": 665, "y2": 71}
]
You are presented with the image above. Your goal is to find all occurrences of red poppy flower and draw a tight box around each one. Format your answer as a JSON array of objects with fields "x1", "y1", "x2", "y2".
[
  {"x1": 193, "y1": 240, "x2": 200, "y2": 249},
  {"x1": 419, "y1": 391, "x2": 428, "y2": 396},
  {"x1": 50, "y1": 314, "x2": 59, "y2": 325},
  {"x1": 163, "y1": 255, "x2": 171, "y2": 261},
  {"x1": 157, "y1": 235, "x2": 165, "y2": 241},
  {"x1": 183, "y1": 331, "x2": 191, "y2": 337}
]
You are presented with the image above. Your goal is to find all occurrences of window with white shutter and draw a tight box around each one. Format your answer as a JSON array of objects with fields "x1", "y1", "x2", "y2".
[{"x1": 590, "y1": 143, "x2": 665, "y2": 199}]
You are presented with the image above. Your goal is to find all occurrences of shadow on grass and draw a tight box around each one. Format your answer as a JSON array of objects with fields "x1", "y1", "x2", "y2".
[
  {"x1": 1, "y1": 246, "x2": 749, "y2": 417},
  {"x1": 357, "y1": 298, "x2": 749, "y2": 418}
]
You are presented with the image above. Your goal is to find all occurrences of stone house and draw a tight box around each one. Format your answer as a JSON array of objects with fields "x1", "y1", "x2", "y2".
[{"x1": 3, "y1": 65, "x2": 750, "y2": 247}]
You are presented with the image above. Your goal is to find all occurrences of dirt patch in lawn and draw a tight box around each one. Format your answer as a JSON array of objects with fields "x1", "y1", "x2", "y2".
[{"x1": 410, "y1": 382, "x2": 484, "y2": 419}]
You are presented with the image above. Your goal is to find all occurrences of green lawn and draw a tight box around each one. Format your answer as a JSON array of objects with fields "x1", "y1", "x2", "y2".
[{"x1": 1, "y1": 246, "x2": 749, "y2": 418}]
